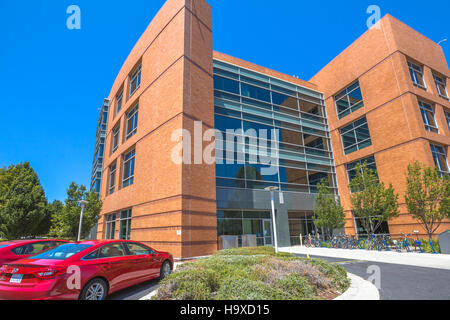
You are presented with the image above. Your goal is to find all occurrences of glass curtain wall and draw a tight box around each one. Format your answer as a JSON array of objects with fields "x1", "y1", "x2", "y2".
[{"x1": 213, "y1": 60, "x2": 337, "y2": 195}]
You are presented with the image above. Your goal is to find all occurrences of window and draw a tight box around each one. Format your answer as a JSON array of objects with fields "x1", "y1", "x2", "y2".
[
  {"x1": 408, "y1": 61, "x2": 426, "y2": 89},
  {"x1": 11, "y1": 242, "x2": 61, "y2": 255},
  {"x1": 217, "y1": 210, "x2": 272, "y2": 246},
  {"x1": 430, "y1": 144, "x2": 449, "y2": 176},
  {"x1": 126, "y1": 104, "x2": 138, "y2": 140},
  {"x1": 340, "y1": 117, "x2": 372, "y2": 155},
  {"x1": 434, "y1": 74, "x2": 448, "y2": 99},
  {"x1": 334, "y1": 81, "x2": 364, "y2": 119},
  {"x1": 126, "y1": 243, "x2": 153, "y2": 255},
  {"x1": 108, "y1": 163, "x2": 117, "y2": 195},
  {"x1": 346, "y1": 155, "x2": 378, "y2": 183},
  {"x1": 31, "y1": 244, "x2": 92, "y2": 260},
  {"x1": 129, "y1": 65, "x2": 141, "y2": 96},
  {"x1": 241, "y1": 83, "x2": 271, "y2": 103},
  {"x1": 122, "y1": 149, "x2": 135, "y2": 188},
  {"x1": 214, "y1": 75, "x2": 240, "y2": 95},
  {"x1": 346, "y1": 155, "x2": 378, "y2": 193},
  {"x1": 119, "y1": 210, "x2": 132, "y2": 240},
  {"x1": 354, "y1": 215, "x2": 390, "y2": 236},
  {"x1": 112, "y1": 125, "x2": 120, "y2": 153},
  {"x1": 98, "y1": 243, "x2": 125, "y2": 258},
  {"x1": 419, "y1": 101, "x2": 439, "y2": 133},
  {"x1": 288, "y1": 211, "x2": 317, "y2": 246},
  {"x1": 445, "y1": 111, "x2": 450, "y2": 130},
  {"x1": 105, "y1": 213, "x2": 116, "y2": 239},
  {"x1": 116, "y1": 90, "x2": 123, "y2": 114}
]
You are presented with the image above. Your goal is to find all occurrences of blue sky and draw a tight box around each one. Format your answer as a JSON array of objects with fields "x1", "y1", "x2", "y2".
[{"x1": 0, "y1": 0, "x2": 449, "y2": 202}]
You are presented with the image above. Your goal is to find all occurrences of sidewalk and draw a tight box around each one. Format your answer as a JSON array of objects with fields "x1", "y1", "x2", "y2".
[{"x1": 280, "y1": 246, "x2": 450, "y2": 270}]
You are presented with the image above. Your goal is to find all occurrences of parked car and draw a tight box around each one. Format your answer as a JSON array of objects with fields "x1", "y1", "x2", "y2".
[
  {"x1": 0, "y1": 240, "x2": 174, "y2": 300},
  {"x1": 0, "y1": 239, "x2": 69, "y2": 266}
]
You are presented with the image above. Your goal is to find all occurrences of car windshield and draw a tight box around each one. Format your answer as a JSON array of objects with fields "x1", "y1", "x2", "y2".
[{"x1": 30, "y1": 244, "x2": 92, "y2": 260}]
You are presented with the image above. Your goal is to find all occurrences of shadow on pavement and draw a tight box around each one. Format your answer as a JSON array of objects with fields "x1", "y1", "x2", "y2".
[{"x1": 108, "y1": 279, "x2": 160, "y2": 300}]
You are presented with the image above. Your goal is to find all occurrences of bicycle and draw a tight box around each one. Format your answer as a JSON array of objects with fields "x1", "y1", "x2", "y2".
[{"x1": 401, "y1": 233, "x2": 412, "y2": 253}]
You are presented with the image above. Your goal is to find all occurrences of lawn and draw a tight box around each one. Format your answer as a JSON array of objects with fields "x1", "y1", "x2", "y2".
[{"x1": 154, "y1": 247, "x2": 350, "y2": 300}]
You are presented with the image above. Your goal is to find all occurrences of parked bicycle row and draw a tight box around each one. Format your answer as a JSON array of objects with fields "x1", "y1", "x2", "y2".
[{"x1": 302, "y1": 233, "x2": 439, "y2": 254}]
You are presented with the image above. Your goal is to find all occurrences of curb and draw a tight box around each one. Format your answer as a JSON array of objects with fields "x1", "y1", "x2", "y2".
[{"x1": 334, "y1": 273, "x2": 380, "y2": 300}]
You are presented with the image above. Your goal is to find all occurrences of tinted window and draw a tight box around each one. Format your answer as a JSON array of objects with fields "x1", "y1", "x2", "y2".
[
  {"x1": 31, "y1": 244, "x2": 93, "y2": 260},
  {"x1": 241, "y1": 83, "x2": 271, "y2": 103},
  {"x1": 126, "y1": 243, "x2": 153, "y2": 256},
  {"x1": 0, "y1": 245, "x2": 10, "y2": 249},
  {"x1": 214, "y1": 76, "x2": 240, "y2": 94},
  {"x1": 98, "y1": 243, "x2": 125, "y2": 258},
  {"x1": 334, "y1": 81, "x2": 364, "y2": 119},
  {"x1": 215, "y1": 115, "x2": 242, "y2": 132},
  {"x1": 83, "y1": 249, "x2": 100, "y2": 260},
  {"x1": 11, "y1": 242, "x2": 60, "y2": 255}
]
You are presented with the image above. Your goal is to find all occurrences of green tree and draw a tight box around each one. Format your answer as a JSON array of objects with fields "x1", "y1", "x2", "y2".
[
  {"x1": 350, "y1": 162, "x2": 400, "y2": 236},
  {"x1": 405, "y1": 161, "x2": 449, "y2": 242},
  {"x1": 442, "y1": 175, "x2": 450, "y2": 220},
  {"x1": 314, "y1": 178, "x2": 346, "y2": 238},
  {"x1": 49, "y1": 183, "x2": 102, "y2": 240},
  {"x1": 0, "y1": 163, "x2": 51, "y2": 239}
]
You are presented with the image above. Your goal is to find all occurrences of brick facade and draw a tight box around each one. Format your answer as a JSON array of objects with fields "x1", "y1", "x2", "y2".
[
  {"x1": 310, "y1": 15, "x2": 450, "y2": 237},
  {"x1": 95, "y1": 3, "x2": 449, "y2": 259}
]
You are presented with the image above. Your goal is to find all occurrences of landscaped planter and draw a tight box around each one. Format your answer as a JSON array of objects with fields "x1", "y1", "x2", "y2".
[{"x1": 152, "y1": 247, "x2": 350, "y2": 301}]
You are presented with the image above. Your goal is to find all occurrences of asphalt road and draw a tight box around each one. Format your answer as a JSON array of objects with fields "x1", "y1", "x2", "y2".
[{"x1": 294, "y1": 254, "x2": 450, "y2": 300}]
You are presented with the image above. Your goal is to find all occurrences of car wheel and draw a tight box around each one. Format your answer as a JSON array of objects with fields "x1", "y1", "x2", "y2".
[
  {"x1": 159, "y1": 261, "x2": 172, "y2": 280},
  {"x1": 79, "y1": 278, "x2": 108, "y2": 300}
]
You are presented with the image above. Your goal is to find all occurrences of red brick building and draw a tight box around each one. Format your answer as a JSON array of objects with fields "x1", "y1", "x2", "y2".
[{"x1": 92, "y1": 0, "x2": 449, "y2": 259}]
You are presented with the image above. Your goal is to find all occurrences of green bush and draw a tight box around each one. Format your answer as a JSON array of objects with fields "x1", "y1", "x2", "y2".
[
  {"x1": 214, "y1": 246, "x2": 276, "y2": 256},
  {"x1": 155, "y1": 247, "x2": 350, "y2": 301},
  {"x1": 417, "y1": 239, "x2": 441, "y2": 254}
]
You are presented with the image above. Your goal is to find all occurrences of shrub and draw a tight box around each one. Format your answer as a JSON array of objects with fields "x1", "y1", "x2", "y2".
[{"x1": 417, "y1": 239, "x2": 441, "y2": 254}]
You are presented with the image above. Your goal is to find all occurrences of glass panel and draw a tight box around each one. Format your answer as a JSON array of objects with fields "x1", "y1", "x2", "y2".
[
  {"x1": 214, "y1": 75, "x2": 240, "y2": 94},
  {"x1": 217, "y1": 219, "x2": 243, "y2": 236},
  {"x1": 243, "y1": 220, "x2": 263, "y2": 236},
  {"x1": 272, "y1": 92, "x2": 298, "y2": 110},
  {"x1": 99, "y1": 244, "x2": 125, "y2": 258},
  {"x1": 217, "y1": 210, "x2": 243, "y2": 219},
  {"x1": 215, "y1": 115, "x2": 242, "y2": 132},
  {"x1": 263, "y1": 221, "x2": 273, "y2": 245},
  {"x1": 241, "y1": 83, "x2": 271, "y2": 103}
]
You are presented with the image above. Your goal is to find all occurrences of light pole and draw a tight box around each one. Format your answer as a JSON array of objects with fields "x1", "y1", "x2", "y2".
[
  {"x1": 77, "y1": 200, "x2": 88, "y2": 242},
  {"x1": 265, "y1": 186, "x2": 279, "y2": 253}
]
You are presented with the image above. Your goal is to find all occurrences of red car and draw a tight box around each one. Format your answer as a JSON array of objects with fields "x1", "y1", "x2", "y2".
[
  {"x1": 0, "y1": 240, "x2": 174, "y2": 300},
  {"x1": 0, "y1": 239, "x2": 69, "y2": 266}
]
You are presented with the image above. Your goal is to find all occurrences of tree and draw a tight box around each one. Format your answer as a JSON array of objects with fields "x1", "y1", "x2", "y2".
[
  {"x1": 350, "y1": 162, "x2": 400, "y2": 237},
  {"x1": 49, "y1": 183, "x2": 102, "y2": 240},
  {"x1": 0, "y1": 163, "x2": 51, "y2": 239},
  {"x1": 442, "y1": 176, "x2": 450, "y2": 220},
  {"x1": 405, "y1": 161, "x2": 449, "y2": 242},
  {"x1": 314, "y1": 178, "x2": 346, "y2": 238}
]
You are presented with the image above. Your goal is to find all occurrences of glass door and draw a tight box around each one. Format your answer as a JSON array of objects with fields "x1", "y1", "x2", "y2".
[{"x1": 263, "y1": 220, "x2": 273, "y2": 246}]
